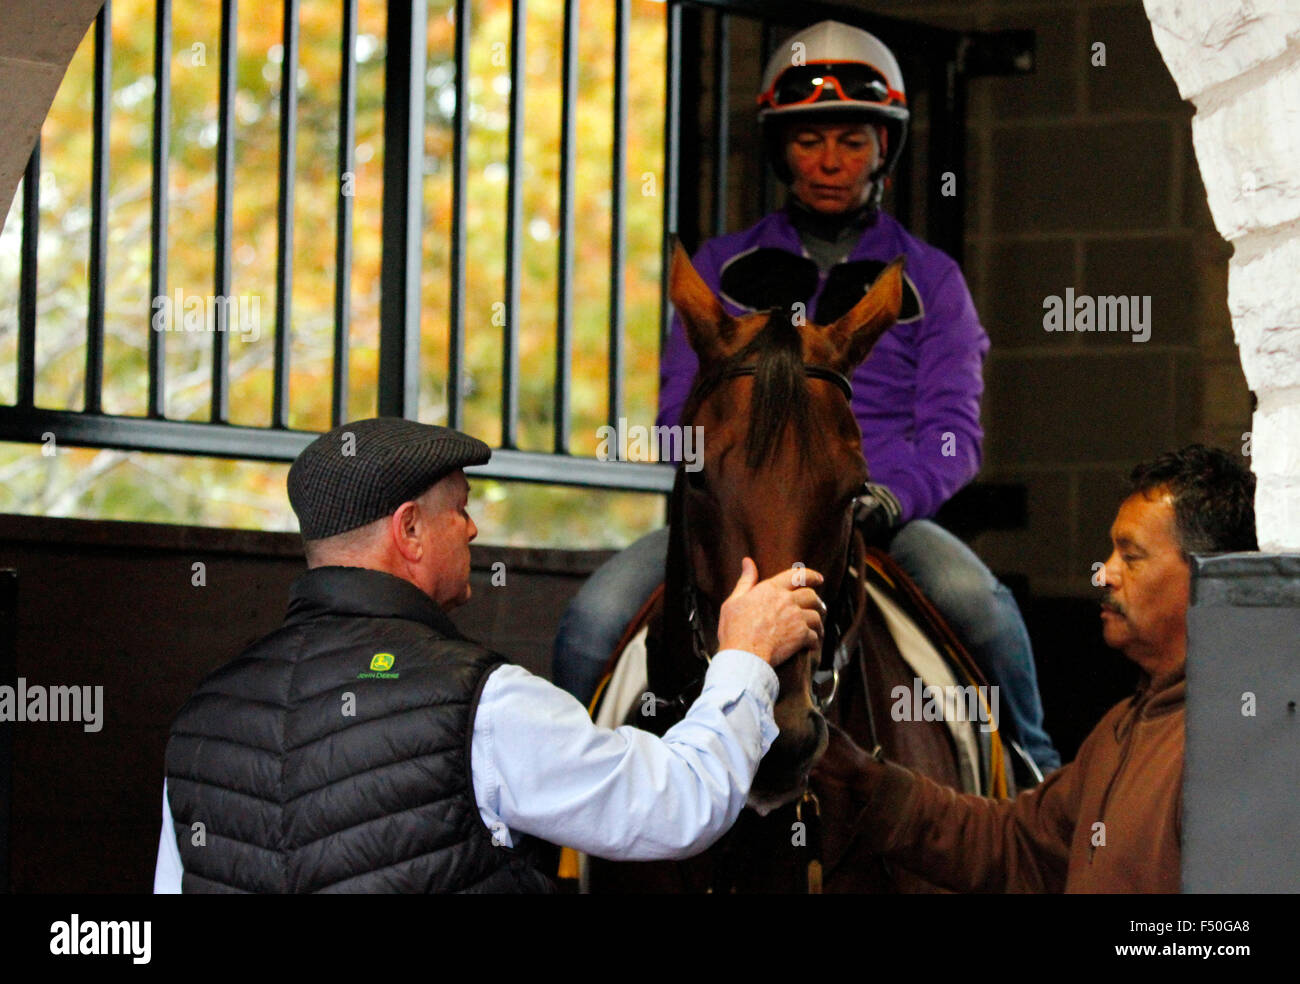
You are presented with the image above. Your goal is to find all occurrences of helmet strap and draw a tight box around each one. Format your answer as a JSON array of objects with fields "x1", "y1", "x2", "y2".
[{"x1": 868, "y1": 174, "x2": 886, "y2": 211}]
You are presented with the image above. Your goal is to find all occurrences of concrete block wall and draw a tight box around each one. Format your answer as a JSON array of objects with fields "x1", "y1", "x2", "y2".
[
  {"x1": 830, "y1": 0, "x2": 1253, "y2": 595},
  {"x1": 1143, "y1": 0, "x2": 1300, "y2": 551}
]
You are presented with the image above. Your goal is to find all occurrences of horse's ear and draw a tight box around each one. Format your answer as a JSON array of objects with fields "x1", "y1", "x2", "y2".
[
  {"x1": 669, "y1": 241, "x2": 736, "y2": 364},
  {"x1": 826, "y1": 256, "x2": 905, "y2": 372}
]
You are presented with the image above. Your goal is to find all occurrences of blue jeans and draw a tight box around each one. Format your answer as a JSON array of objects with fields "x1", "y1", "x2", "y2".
[
  {"x1": 551, "y1": 527, "x2": 671, "y2": 704},
  {"x1": 886, "y1": 520, "x2": 1060, "y2": 772},
  {"x1": 552, "y1": 520, "x2": 1060, "y2": 772}
]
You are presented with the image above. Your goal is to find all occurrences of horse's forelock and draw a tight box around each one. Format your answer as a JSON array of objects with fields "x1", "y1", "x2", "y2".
[
  {"x1": 744, "y1": 308, "x2": 813, "y2": 470},
  {"x1": 683, "y1": 308, "x2": 821, "y2": 472}
]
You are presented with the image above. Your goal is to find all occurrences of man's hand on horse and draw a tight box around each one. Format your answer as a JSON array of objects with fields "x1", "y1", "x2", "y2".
[{"x1": 717, "y1": 557, "x2": 826, "y2": 668}]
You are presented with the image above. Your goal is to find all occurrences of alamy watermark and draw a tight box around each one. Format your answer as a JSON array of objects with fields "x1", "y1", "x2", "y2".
[
  {"x1": 151, "y1": 288, "x2": 261, "y2": 343},
  {"x1": 595, "y1": 418, "x2": 704, "y2": 472},
  {"x1": 1043, "y1": 288, "x2": 1151, "y2": 343},
  {"x1": 890, "y1": 677, "x2": 999, "y2": 734},
  {"x1": 0, "y1": 678, "x2": 104, "y2": 732},
  {"x1": 50, "y1": 914, "x2": 150, "y2": 964}
]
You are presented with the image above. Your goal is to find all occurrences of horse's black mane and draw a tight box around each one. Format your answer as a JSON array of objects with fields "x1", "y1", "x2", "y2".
[{"x1": 682, "y1": 307, "x2": 824, "y2": 470}]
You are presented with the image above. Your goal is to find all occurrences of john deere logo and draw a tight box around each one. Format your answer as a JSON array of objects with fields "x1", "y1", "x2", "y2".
[{"x1": 358, "y1": 652, "x2": 400, "y2": 680}]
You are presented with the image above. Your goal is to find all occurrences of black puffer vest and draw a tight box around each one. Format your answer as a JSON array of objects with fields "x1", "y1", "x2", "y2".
[{"x1": 165, "y1": 566, "x2": 553, "y2": 893}]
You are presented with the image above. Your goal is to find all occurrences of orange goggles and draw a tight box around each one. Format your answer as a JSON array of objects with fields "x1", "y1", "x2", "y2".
[{"x1": 758, "y1": 62, "x2": 904, "y2": 111}]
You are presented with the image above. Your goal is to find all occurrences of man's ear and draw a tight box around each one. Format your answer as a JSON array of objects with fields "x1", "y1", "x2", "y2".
[
  {"x1": 388, "y1": 501, "x2": 423, "y2": 563},
  {"x1": 669, "y1": 240, "x2": 737, "y2": 365},
  {"x1": 825, "y1": 257, "x2": 904, "y2": 373}
]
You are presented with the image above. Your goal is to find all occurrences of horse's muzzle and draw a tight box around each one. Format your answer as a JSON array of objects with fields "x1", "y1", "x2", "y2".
[{"x1": 749, "y1": 708, "x2": 829, "y2": 812}]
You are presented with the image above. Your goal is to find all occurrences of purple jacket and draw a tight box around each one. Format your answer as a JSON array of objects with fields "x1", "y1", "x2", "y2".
[{"x1": 657, "y1": 208, "x2": 988, "y2": 523}]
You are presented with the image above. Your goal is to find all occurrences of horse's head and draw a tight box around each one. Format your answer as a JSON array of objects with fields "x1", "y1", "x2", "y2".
[{"x1": 670, "y1": 243, "x2": 904, "y2": 809}]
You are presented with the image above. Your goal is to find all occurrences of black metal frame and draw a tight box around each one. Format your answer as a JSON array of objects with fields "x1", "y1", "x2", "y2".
[
  {"x1": 0, "y1": 0, "x2": 1031, "y2": 498},
  {"x1": 0, "y1": 568, "x2": 13, "y2": 893}
]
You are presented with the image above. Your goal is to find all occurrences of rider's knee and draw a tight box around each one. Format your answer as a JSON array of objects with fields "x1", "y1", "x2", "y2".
[{"x1": 892, "y1": 524, "x2": 994, "y2": 615}]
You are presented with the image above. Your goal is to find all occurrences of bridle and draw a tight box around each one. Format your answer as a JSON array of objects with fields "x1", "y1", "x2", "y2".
[
  {"x1": 655, "y1": 358, "x2": 867, "y2": 715},
  {"x1": 667, "y1": 354, "x2": 881, "y2": 895},
  {"x1": 715, "y1": 362, "x2": 855, "y2": 404}
]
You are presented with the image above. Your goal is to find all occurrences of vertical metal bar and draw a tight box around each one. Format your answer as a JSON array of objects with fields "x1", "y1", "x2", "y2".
[
  {"x1": 148, "y1": 0, "x2": 171, "y2": 419},
  {"x1": 892, "y1": 56, "x2": 914, "y2": 233},
  {"x1": 272, "y1": 0, "x2": 300, "y2": 429},
  {"x1": 212, "y1": 0, "x2": 236, "y2": 424},
  {"x1": 758, "y1": 19, "x2": 773, "y2": 213},
  {"x1": 502, "y1": 0, "x2": 526, "y2": 448},
  {"x1": 86, "y1": 2, "x2": 111, "y2": 415},
  {"x1": 378, "y1": 0, "x2": 425, "y2": 419},
  {"x1": 553, "y1": 0, "x2": 577, "y2": 454},
  {"x1": 892, "y1": 116, "x2": 913, "y2": 233},
  {"x1": 16, "y1": 145, "x2": 39, "y2": 409},
  {"x1": 608, "y1": 0, "x2": 627, "y2": 433},
  {"x1": 659, "y1": 1, "x2": 681, "y2": 355},
  {"x1": 332, "y1": 0, "x2": 357, "y2": 427},
  {"x1": 675, "y1": 6, "x2": 702, "y2": 256},
  {"x1": 926, "y1": 51, "x2": 965, "y2": 264},
  {"x1": 448, "y1": 0, "x2": 470, "y2": 431},
  {"x1": 0, "y1": 570, "x2": 16, "y2": 894},
  {"x1": 711, "y1": 10, "x2": 729, "y2": 239}
]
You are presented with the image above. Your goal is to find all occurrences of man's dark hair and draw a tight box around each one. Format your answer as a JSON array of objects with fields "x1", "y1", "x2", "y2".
[{"x1": 1128, "y1": 444, "x2": 1257, "y2": 558}]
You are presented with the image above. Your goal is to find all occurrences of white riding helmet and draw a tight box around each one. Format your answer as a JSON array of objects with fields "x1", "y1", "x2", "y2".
[{"x1": 757, "y1": 20, "x2": 909, "y2": 194}]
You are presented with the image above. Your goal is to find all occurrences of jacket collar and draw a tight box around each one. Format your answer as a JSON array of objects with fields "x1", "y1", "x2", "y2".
[
  {"x1": 1114, "y1": 662, "x2": 1186, "y2": 741},
  {"x1": 1138, "y1": 664, "x2": 1186, "y2": 716},
  {"x1": 284, "y1": 566, "x2": 467, "y2": 640}
]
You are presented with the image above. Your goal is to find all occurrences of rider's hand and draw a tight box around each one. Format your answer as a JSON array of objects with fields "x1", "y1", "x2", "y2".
[
  {"x1": 716, "y1": 558, "x2": 825, "y2": 668},
  {"x1": 853, "y1": 482, "x2": 903, "y2": 548}
]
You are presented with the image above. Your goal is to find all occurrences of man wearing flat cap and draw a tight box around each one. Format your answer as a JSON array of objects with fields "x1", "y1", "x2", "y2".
[{"x1": 154, "y1": 417, "x2": 826, "y2": 893}]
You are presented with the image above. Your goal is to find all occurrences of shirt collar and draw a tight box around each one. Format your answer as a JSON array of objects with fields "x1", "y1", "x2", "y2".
[
  {"x1": 284, "y1": 566, "x2": 467, "y2": 640},
  {"x1": 784, "y1": 197, "x2": 878, "y2": 243}
]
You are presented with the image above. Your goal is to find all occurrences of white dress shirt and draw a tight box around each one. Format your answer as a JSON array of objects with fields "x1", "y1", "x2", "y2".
[{"x1": 154, "y1": 648, "x2": 778, "y2": 892}]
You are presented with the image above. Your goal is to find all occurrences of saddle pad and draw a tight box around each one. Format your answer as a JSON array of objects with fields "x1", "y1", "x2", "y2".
[
  {"x1": 863, "y1": 580, "x2": 983, "y2": 795},
  {"x1": 575, "y1": 627, "x2": 651, "y2": 891},
  {"x1": 594, "y1": 626, "x2": 649, "y2": 731}
]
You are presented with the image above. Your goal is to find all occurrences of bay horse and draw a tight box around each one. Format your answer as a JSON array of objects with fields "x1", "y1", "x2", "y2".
[{"x1": 582, "y1": 245, "x2": 1014, "y2": 893}]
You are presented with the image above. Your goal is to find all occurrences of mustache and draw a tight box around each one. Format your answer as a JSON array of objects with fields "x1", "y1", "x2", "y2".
[{"x1": 1100, "y1": 593, "x2": 1127, "y2": 617}]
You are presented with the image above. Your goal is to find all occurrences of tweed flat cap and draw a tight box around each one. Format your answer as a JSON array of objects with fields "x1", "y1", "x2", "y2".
[{"x1": 288, "y1": 417, "x2": 491, "y2": 540}]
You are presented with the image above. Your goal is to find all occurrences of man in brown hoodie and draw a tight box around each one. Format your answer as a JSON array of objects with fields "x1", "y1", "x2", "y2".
[{"x1": 814, "y1": 445, "x2": 1257, "y2": 892}]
